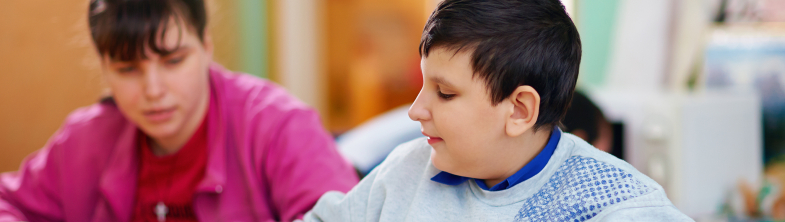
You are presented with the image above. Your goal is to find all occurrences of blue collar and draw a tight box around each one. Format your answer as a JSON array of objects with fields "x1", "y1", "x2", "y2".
[{"x1": 430, "y1": 127, "x2": 561, "y2": 191}]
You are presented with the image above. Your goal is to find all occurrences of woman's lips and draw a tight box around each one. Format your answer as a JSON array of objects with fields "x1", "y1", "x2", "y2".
[
  {"x1": 422, "y1": 132, "x2": 444, "y2": 145},
  {"x1": 143, "y1": 107, "x2": 176, "y2": 123}
]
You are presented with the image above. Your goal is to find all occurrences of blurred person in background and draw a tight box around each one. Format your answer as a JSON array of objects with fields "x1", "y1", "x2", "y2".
[
  {"x1": 562, "y1": 91, "x2": 613, "y2": 153},
  {"x1": 0, "y1": 0, "x2": 358, "y2": 221}
]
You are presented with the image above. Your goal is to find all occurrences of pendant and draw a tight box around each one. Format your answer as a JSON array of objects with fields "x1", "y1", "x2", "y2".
[{"x1": 155, "y1": 201, "x2": 168, "y2": 222}]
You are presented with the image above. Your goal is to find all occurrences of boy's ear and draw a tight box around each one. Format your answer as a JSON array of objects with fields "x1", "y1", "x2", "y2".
[{"x1": 505, "y1": 85, "x2": 540, "y2": 137}]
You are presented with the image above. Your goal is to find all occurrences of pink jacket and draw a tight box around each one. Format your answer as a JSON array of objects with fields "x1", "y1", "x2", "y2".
[{"x1": 0, "y1": 64, "x2": 359, "y2": 222}]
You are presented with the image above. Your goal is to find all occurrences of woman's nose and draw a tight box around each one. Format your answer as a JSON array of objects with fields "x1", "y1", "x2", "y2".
[{"x1": 143, "y1": 67, "x2": 167, "y2": 100}]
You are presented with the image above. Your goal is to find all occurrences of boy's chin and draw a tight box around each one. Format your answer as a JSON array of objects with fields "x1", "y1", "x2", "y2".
[
  {"x1": 430, "y1": 153, "x2": 488, "y2": 179},
  {"x1": 430, "y1": 150, "x2": 446, "y2": 171},
  {"x1": 430, "y1": 150, "x2": 457, "y2": 174}
]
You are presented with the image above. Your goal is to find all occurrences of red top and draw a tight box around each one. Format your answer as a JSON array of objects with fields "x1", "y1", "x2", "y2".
[{"x1": 132, "y1": 117, "x2": 208, "y2": 222}]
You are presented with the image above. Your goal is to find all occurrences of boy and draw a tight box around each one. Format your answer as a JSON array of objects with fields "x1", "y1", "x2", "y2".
[{"x1": 304, "y1": 0, "x2": 691, "y2": 221}]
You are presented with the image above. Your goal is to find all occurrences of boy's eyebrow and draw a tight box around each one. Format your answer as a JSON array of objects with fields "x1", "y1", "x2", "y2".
[{"x1": 430, "y1": 76, "x2": 456, "y2": 88}]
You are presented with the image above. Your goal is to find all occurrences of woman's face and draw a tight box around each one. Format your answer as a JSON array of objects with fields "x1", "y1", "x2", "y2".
[{"x1": 102, "y1": 20, "x2": 213, "y2": 145}]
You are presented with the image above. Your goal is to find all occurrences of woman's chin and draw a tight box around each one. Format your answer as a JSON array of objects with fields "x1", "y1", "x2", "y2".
[{"x1": 138, "y1": 121, "x2": 180, "y2": 139}]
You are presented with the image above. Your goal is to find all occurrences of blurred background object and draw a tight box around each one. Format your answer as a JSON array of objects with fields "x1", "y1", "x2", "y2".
[
  {"x1": 0, "y1": 0, "x2": 103, "y2": 175},
  {"x1": 561, "y1": 91, "x2": 614, "y2": 155},
  {"x1": 323, "y1": 0, "x2": 427, "y2": 133},
  {"x1": 3, "y1": 0, "x2": 785, "y2": 220}
]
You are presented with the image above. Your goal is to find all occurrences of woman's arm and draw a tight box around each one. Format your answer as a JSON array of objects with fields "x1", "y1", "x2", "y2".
[
  {"x1": 0, "y1": 128, "x2": 66, "y2": 221},
  {"x1": 263, "y1": 109, "x2": 360, "y2": 221}
]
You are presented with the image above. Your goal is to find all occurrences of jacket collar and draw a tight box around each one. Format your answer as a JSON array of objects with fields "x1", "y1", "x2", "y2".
[
  {"x1": 195, "y1": 64, "x2": 228, "y2": 193},
  {"x1": 97, "y1": 113, "x2": 139, "y2": 222}
]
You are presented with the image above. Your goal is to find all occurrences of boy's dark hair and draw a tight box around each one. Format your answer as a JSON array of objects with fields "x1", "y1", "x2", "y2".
[
  {"x1": 88, "y1": 0, "x2": 207, "y2": 61},
  {"x1": 419, "y1": 0, "x2": 581, "y2": 130}
]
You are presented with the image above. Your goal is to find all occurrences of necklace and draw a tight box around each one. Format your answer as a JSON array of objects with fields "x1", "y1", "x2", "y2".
[
  {"x1": 155, "y1": 201, "x2": 168, "y2": 222},
  {"x1": 149, "y1": 137, "x2": 179, "y2": 222}
]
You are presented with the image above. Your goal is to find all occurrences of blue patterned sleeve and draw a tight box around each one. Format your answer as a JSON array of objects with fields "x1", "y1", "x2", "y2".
[{"x1": 601, "y1": 205, "x2": 694, "y2": 222}]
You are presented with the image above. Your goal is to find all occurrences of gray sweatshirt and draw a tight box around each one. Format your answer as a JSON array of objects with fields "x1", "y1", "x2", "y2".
[{"x1": 304, "y1": 133, "x2": 693, "y2": 222}]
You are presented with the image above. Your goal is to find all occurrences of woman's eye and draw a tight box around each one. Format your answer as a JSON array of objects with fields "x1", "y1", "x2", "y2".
[
  {"x1": 117, "y1": 66, "x2": 136, "y2": 73},
  {"x1": 437, "y1": 90, "x2": 456, "y2": 100},
  {"x1": 165, "y1": 57, "x2": 183, "y2": 65}
]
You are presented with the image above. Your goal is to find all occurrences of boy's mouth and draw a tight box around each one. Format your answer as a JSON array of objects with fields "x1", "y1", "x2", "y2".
[{"x1": 422, "y1": 132, "x2": 444, "y2": 145}]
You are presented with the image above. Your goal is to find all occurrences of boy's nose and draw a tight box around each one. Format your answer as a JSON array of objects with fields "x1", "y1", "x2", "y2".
[{"x1": 408, "y1": 91, "x2": 431, "y2": 122}]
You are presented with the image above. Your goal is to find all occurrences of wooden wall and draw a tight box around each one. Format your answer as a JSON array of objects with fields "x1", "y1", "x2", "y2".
[{"x1": 323, "y1": 0, "x2": 430, "y2": 132}]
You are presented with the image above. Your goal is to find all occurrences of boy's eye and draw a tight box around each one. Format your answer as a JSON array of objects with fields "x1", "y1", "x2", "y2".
[{"x1": 437, "y1": 90, "x2": 456, "y2": 100}]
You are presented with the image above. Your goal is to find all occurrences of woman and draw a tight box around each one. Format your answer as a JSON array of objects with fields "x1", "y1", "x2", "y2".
[{"x1": 0, "y1": 0, "x2": 358, "y2": 221}]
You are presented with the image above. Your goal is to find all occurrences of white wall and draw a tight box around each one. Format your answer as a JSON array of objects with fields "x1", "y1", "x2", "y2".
[
  {"x1": 605, "y1": 0, "x2": 674, "y2": 92},
  {"x1": 275, "y1": 0, "x2": 324, "y2": 113}
]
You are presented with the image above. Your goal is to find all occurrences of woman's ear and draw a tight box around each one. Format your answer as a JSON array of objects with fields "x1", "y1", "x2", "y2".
[
  {"x1": 202, "y1": 28, "x2": 214, "y2": 55},
  {"x1": 505, "y1": 85, "x2": 540, "y2": 137}
]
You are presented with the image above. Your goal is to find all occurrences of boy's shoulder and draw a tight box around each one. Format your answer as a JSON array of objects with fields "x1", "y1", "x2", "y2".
[
  {"x1": 556, "y1": 133, "x2": 648, "y2": 181},
  {"x1": 556, "y1": 132, "x2": 664, "y2": 195},
  {"x1": 513, "y1": 133, "x2": 685, "y2": 221}
]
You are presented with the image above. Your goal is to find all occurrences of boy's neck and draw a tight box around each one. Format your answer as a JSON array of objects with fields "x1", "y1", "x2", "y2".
[{"x1": 482, "y1": 127, "x2": 553, "y2": 188}]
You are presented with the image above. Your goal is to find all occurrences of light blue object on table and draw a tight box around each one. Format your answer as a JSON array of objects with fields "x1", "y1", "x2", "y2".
[{"x1": 336, "y1": 105, "x2": 423, "y2": 176}]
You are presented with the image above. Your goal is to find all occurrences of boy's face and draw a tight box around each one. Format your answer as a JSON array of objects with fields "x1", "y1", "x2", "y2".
[
  {"x1": 409, "y1": 48, "x2": 514, "y2": 179},
  {"x1": 102, "y1": 19, "x2": 213, "y2": 143}
]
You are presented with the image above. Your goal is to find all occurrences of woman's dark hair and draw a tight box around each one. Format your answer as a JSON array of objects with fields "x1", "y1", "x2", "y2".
[
  {"x1": 88, "y1": 0, "x2": 207, "y2": 61},
  {"x1": 419, "y1": 0, "x2": 582, "y2": 130}
]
